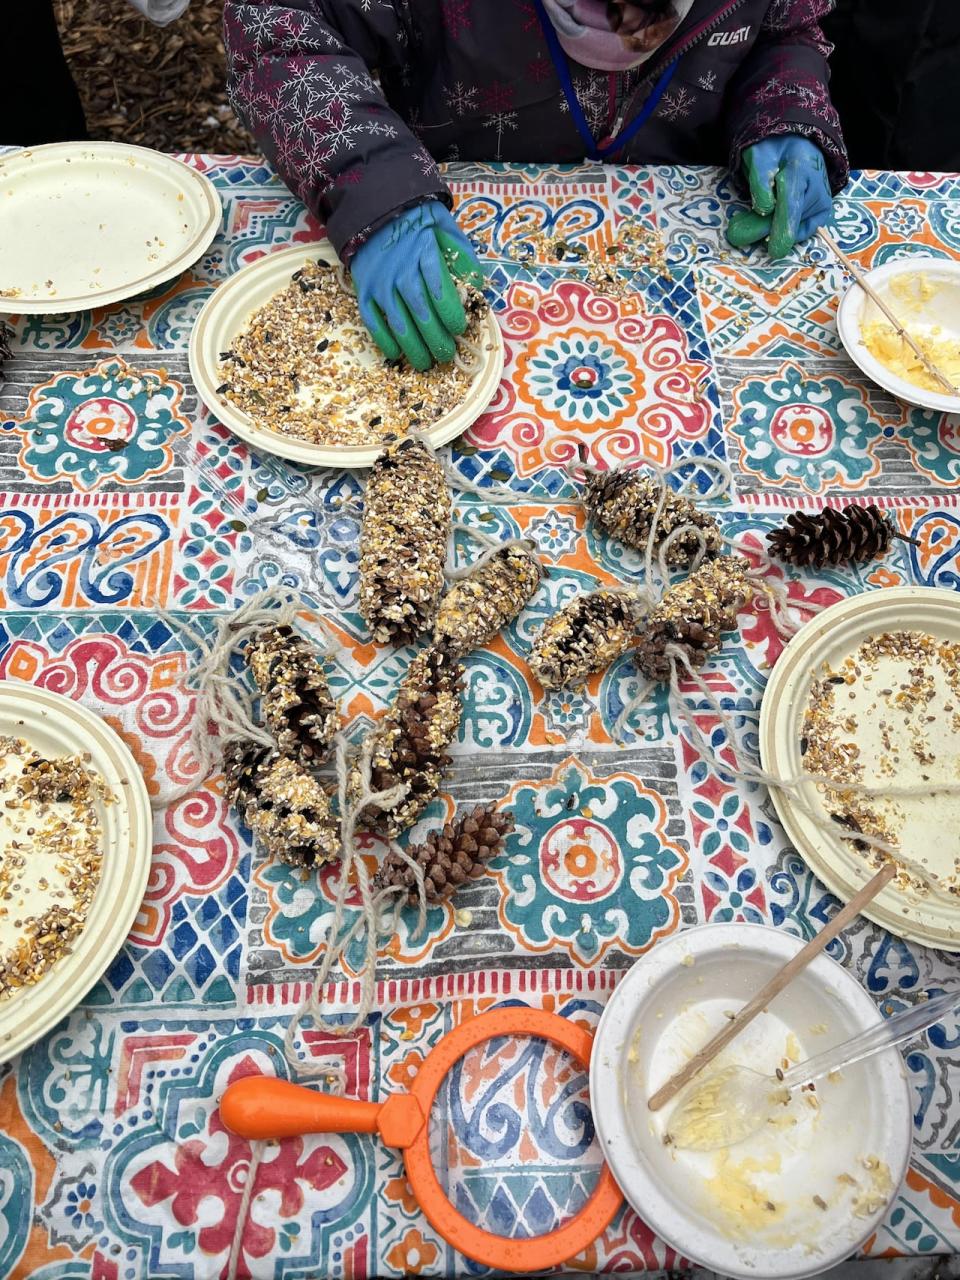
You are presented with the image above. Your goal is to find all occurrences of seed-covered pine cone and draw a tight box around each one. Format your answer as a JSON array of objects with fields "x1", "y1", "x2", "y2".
[
  {"x1": 359, "y1": 437, "x2": 452, "y2": 644},
  {"x1": 767, "y1": 505, "x2": 897, "y2": 568},
  {"x1": 349, "y1": 642, "x2": 464, "y2": 837},
  {"x1": 373, "y1": 804, "x2": 515, "y2": 905},
  {"x1": 435, "y1": 543, "x2": 544, "y2": 657},
  {"x1": 584, "y1": 467, "x2": 723, "y2": 569},
  {"x1": 247, "y1": 624, "x2": 339, "y2": 767},
  {"x1": 636, "y1": 556, "x2": 753, "y2": 683},
  {"x1": 223, "y1": 738, "x2": 340, "y2": 868},
  {"x1": 528, "y1": 588, "x2": 646, "y2": 691}
]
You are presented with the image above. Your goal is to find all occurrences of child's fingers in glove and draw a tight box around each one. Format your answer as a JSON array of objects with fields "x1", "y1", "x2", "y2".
[
  {"x1": 397, "y1": 260, "x2": 457, "y2": 363},
  {"x1": 726, "y1": 209, "x2": 773, "y2": 248}
]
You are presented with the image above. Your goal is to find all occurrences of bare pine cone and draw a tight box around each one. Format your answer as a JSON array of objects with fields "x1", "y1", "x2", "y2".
[
  {"x1": 349, "y1": 642, "x2": 464, "y2": 837},
  {"x1": 435, "y1": 543, "x2": 544, "y2": 657},
  {"x1": 359, "y1": 437, "x2": 452, "y2": 644},
  {"x1": 247, "y1": 624, "x2": 339, "y2": 767},
  {"x1": 584, "y1": 467, "x2": 723, "y2": 569},
  {"x1": 636, "y1": 556, "x2": 753, "y2": 683},
  {"x1": 767, "y1": 505, "x2": 896, "y2": 568},
  {"x1": 373, "y1": 804, "x2": 515, "y2": 905},
  {"x1": 528, "y1": 588, "x2": 646, "y2": 690},
  {"x1": 224, "y1": 738, "x2": 339, "y2": 868}
]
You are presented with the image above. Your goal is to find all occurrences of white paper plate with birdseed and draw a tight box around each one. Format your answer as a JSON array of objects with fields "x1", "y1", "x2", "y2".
[
  {"x1": 760, "y1": 587, "x2": 960, "y2": 950},
  {"x1": 0, "y1": 143, "x2": 221, "y2": 314},
  {"x1": 188, "y1": 241, "x2": 505, "y2": 468},
  {"x1": 0, "y1": 682, "x2": 151, "y2": 1063}
]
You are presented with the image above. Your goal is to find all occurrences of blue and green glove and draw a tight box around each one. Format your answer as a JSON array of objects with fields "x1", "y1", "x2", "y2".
[
  {"x1": 726, "y1": 136, "x2": 833, "y2": 259},
  {"x1": 350, "y1": 200, "x2": 485, "y2": 371}
]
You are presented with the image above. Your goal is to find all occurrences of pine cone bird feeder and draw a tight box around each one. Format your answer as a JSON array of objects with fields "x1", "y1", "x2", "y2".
[
  {"x1": 583, "y1": 466, "x2": 723, "y2": 569},
  {"x1": 373, "y1": 804, "x2": 515, "y2": 905},
  {"x1": 636, "y1": 556, "x2": 754, "y2": 683},
  {"x1": 435, "y1": 543, "x2": 544, "y2": 658},
  {"x1": 223, "y1": 738, "x2": 340, "y2": 868},
  {"x1": 359, "y1": 436, "x2": 451, "y2": 644},
  {"x1": 247, "y1": 624, "x2": 339, "y2": 767},
  {"x1": 527, "y1": 588, "x2": 646, "y2": 690},
  {"x1": 349, "y1": 642, "x2": 464, "y2": 837}
]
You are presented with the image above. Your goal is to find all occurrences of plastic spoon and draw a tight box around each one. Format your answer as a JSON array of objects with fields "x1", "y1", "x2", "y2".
[{"x1": 667, "y1": 987, "x2": 960, "y2": 1152}]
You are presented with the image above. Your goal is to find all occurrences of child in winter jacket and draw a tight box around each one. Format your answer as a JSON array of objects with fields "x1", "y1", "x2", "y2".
[{"x1": 225, "y1": 0, "x2": 847, "y2": 369}]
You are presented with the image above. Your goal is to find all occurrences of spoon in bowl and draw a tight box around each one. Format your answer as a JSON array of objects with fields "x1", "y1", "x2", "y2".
[{"x1": 667, "y1": 987, "x2": 960, "y2": 1153}]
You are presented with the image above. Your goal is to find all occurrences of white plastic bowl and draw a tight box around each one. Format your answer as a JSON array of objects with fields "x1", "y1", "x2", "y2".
[
  {"x1": 591, "y1": 925, "x2": 913, "y2": 1280},
  {"x1": 837, "y1": 255, "x2": 960, "y2": 414}
]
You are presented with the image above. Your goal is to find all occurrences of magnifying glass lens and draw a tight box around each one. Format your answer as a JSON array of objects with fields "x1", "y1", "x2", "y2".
[{"x1": 425, "y1": 1034, "x2": 603, "y2": 1238}]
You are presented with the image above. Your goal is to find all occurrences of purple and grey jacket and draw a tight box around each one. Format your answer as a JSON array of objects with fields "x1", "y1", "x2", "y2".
[{"x1": 224, "y1": 0, "x2": 847, "y2": 260}]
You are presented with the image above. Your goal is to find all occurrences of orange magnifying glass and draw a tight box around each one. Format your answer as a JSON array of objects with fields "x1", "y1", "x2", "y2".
[{"x1": 220, "y1": 1006, "x2": 623, "y2": 1272}]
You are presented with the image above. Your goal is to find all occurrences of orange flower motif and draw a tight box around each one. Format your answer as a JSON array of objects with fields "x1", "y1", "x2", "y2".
[
  {"x1": 866, "y1": 565, "x2": 902, "y2": 589},
  {"x1": 384, "y1": 1175, "x2": 420, "y2": 1216},
  {"x1": 387, "y1": 1048, "x2": 424, "y2": 1091},
  {"x1": 386, "y1": 1228, "x2": 439, "y2": 1275},
  {"x1": 387, "y1": 1003, "x2": 439, "y2": 1039}
]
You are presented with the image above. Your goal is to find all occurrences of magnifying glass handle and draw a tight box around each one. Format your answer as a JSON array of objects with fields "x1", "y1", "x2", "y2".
[
  {"x1": 220, "y1": 1075, "x2": 425, "y2": 1148},
  {"x1": 221, "y1": 1075, "x2": 381, "y2": 1140}
]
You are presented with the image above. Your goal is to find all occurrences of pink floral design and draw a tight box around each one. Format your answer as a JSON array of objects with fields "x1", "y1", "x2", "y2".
[{"x1": 131, "y1": 1057, "x2": 348, "y2": 1275}]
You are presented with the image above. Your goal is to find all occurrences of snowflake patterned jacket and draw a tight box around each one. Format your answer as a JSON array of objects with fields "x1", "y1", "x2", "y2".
[{"x1": 224, "y1": 0, "x2": 847, "y2": 260}]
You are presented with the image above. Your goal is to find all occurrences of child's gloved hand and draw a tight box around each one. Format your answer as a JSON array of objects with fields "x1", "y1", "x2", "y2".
[
  {"x1": 726, "y1": 136, "x2": 833, "y2": 259},
  {"x1": 349, "y1": 200, "x2": 485, "y2": 370}
]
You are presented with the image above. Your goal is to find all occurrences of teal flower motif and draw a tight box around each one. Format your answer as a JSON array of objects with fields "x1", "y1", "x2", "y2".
[
  {"x1": 493, "y1": 758, "x2": 686, "y2": 965},
  {"x1": 543, "y1": 689, "x2": 591, "y2": 736},
  {"x1": 729, "y1": 362, "x2": 881, "y2": 493},
  {"x1": 531, "y1": 510, "x2": 580, "y2": 560},
  {"x1": 522, "y1": 332, "x2": 637, "y2": 423},
  {"x1": 13, "y1": 358, "x2": 189, "y2": 491}
]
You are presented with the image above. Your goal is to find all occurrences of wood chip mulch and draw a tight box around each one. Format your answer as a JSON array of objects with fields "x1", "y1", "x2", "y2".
[{"x1": 53, "y1": 0, "x2": 256, "y2": 154}]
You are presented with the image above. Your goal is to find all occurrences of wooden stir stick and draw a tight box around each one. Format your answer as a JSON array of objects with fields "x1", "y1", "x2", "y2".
[
  {"x1": 818, "y1": 227, "x2": 959, "y2": 397},
  {"x1": 647, "y1": 860, "x2": 898, "y2": 1112}
]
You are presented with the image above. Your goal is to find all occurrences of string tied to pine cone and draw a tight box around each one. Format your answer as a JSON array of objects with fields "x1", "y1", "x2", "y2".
[{"x1": 767, "y1": 503, "x2": 919, "y2": 569}]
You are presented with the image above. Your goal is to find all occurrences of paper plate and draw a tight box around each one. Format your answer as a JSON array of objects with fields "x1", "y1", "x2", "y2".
[
  {"x1": 188, "y1": 242, "x2": 505, "y2": 468},
  {"x1": 836, "y1": 256, "x2": 960, "y2": 414},
  {"x1": 759, "y1": 586, "x2": 960, "y2": 950},
  {"x1": 0, "y1": 142, "x2": 221, "y2": 314},
  {"x1": 592, "y1": 925, "x2": 912, "y2": 1280},
  {"x1": 0, "y1": 681, "x2": 152, "y2": 1062}
]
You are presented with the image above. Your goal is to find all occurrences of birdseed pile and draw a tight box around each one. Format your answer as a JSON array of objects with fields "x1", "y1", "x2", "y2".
[
  {"x1": 0, "y1": 739, "x2": 105, "y2": 999},
  {"x1": 802, "y1": 630, "x2": 960, "y2": 892},
  {"x1": 217, "y1": 261, "x2": 492, "y2": 448},
  {"x1": 503, "y1": 218, "x2": 672, "y2": 295}
]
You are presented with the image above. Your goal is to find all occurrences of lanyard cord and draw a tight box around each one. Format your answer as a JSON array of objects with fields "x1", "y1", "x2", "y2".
[{"x1": 532, "y1": 0, "x2": 679, "y2": 160}]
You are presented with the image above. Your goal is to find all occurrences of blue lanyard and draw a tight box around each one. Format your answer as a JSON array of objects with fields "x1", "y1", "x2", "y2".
[{"x1": 533, "y1": 0, "x2": 679, "y2": 160}]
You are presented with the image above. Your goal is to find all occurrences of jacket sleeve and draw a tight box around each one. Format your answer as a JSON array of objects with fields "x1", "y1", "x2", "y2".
[
  {"x1": 723, "y1": 0, "x2": 849, "y2": 193},
  {"x1": 224, "y1": 1, "x2": 450, "y2": 259}
]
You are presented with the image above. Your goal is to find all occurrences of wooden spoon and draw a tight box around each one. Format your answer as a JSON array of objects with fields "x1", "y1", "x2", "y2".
[{"x1": 647, "y1": 861, "x2": 897, "y2": 1112}]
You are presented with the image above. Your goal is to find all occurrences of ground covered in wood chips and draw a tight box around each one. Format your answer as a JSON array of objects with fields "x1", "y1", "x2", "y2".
[{"x1": 53, "y1": 0, "x2": 254, "y2": 153}]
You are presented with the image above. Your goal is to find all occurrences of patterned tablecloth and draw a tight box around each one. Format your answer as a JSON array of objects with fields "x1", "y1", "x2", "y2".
[{"x1": 2, "y1": 154, "x2": 960, "y2": 1280}]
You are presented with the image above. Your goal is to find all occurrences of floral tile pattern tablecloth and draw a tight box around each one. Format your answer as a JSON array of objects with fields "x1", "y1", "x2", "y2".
[{"x1": 1, "y1": 155, "x2": 960, "y2": 1279}]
